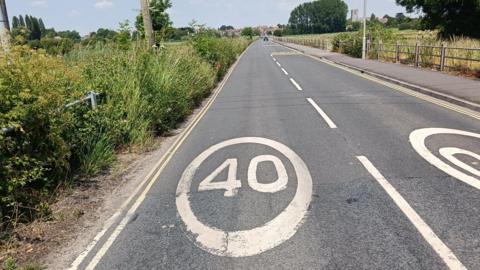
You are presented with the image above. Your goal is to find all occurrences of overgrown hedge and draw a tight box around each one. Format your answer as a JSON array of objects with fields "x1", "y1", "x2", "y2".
[{"x1": 0, "y1": 37, "x2": 250, "y2": 230}]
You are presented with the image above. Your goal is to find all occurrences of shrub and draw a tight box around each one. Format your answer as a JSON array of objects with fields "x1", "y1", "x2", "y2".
[
  {"x1": 273, "y1": 29, "x2": 283, "y2": 37},
  {"x1": 191, "y1": 35, "x2": 249, "y2": 80},
  {"x1": 0, "y1": 38, "x2": 250, "y2": 231},
  {"x1": 0, "y1": 46, "x2": 82, "y2": 225},
  {"x1": 332, "y1": 32, "x2": 362, "y2": 58}
]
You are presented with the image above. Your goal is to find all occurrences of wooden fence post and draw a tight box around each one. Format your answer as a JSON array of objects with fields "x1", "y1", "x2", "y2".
[
  {"x1": 365, "y1": 39, "x2": 372, "y2": 59},
  {"x1": 377, "y1": 40, "x2": 382, "y2": 60},
  {"x1": 395, "y1": 42, "x2": 400, "y2": 63},
  {"x1": 440, "y1": 43, "x2": 447, "y2": 71},
  {"x1": 415, "y1": 42, "x2": 420, "y2": 67}
]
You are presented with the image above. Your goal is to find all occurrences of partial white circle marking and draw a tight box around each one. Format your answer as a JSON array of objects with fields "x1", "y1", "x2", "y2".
[
  {"x1": 439, "y1": 147, "x2": 480, "y2": 177},
  {"x1": 410, "y1": 128, "x2": 480, "y2": 190},
  {"x1": 176, "y1": 137, "x2": 313, "y2": 257}
]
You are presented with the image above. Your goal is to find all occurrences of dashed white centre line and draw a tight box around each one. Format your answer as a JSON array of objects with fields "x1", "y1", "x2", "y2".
[
  {"x1": 306, "y1": 98, "x2": 337, "y2": 128},
  {"x1": 281, "y1": 68, "x2": 289, "y2": 76},
  {"x1": 290, "y1": 78, "x2": 303, "y2": 91},
  {"x1": 357, "y1": 156, "x2": 467, "y2": 270},
  {"x1": 276, "y1": 61, "x2": 282, "y2": 67}
]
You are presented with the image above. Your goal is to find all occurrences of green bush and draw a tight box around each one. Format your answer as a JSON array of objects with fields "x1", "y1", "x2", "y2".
[
  {"x1": 0, "y1": 38, "x2": 249, "y2": 230},
  {"x1": 191, "y1": 35, "x2": 249, "y2": 80},
  {"x1": 332, "y1": 32, "x2": 362, "y2": 58}
]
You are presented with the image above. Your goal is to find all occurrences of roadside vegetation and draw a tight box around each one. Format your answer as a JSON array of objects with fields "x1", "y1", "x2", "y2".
[{"x1": 0, "y1": 1, "x2": 251, "y2": 266}]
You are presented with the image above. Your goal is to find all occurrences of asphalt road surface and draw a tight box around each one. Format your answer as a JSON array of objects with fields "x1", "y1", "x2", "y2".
[{"x1": 72, "y1": 40, "x2": 480, "y2": 270}]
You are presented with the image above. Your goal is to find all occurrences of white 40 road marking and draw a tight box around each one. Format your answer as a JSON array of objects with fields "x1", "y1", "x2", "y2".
[
  {"x1": 198, "y1": 155, "x2": 288, "y2": 197},
  {"x1": 176, "y1": 137, "x2": 313, "y2": 257},
  {"x1": 410, "y1": 128, "x2": 480, "y2": 190}
]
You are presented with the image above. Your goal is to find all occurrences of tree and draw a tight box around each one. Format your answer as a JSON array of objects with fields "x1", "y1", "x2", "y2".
[
  {"x1": 396, "y1": 0, "x2": 480, "y2": 38},
  {"x1": 273, "y1": 29, "x2": 283, "y2": 37},
  {"x1": 395, "y1": 12, "x2": 406, "y2": 24},
  {"x1": 137, "y1": 0, "x2": 172, "y2": 41},
  {"x1": 25, "y1": 15, "x2": 32, "y2": 31},
  {"x1": 139, "y1": 0, "x2": 154, "y2": 46},
  {"x1": 219, "y1": 25, "x2": 234, "y2": 31},
  {"x1": 19, "y1": 15, "x2": 25, "y2": 27},
  {"x1": 38, "y1": 18, "x2": 46, "y2": 36},
  {"x1": 241, "y1": 27, "x2": 253, "y2": 38},
  {"x1": 57, "y1": 30, "x2": 81, "y2": 41},
  {"x1": 30, "y1": 16, "x2": 41, "y2": 40},
  {"x1": 288, "y1": 0, "x2": 348, "y2": 34},
  {"x1": 12, "y1": 16, "x2": 19, "y2": 29},
  {"x1": 116, "y1": 20, "x2": 132, "y2": 49}
]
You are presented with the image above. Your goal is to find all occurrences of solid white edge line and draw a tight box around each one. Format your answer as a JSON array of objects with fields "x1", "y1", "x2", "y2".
[
  {"x1": 290, "y1": 78, "x2": 303, "y2": 91},
  {"x1": 281, "y1": 68, "x2": 289, "y2": 76},
  {"x1": 306, "y1": 98, "x2": 337, "y2": 129},
  {"x1": 356, "y1": 156, "x2": 467, "y2": 270},
  {"x1": 74, "y1": 41, "x2": 253, "y2": 270}
]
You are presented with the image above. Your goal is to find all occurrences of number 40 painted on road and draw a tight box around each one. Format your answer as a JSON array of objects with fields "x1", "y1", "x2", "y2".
[{"x1": 198, "y1": 155, "x2": 289, "y2": 197}]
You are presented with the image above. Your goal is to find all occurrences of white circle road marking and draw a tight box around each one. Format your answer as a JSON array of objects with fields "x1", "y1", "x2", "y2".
[
  {"x1": 410, "y1": 128, "x2": 480, "y2": 190},
  {"x1": 176, "y1": 137, "x2": 313, "y2": 257}
]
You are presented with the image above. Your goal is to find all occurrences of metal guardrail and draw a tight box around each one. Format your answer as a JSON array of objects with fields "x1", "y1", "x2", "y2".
[{"x1": 1, "y1": 91, "x2": 100, "y2": 136}]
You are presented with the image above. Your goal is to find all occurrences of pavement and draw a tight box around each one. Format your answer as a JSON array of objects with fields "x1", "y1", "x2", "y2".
[
  {"x1": 274, "y1": 40, "x2": 480, "y2": 111},
  {"x1": 70, "y1": 40, "x2": 480, "y2": 270}
]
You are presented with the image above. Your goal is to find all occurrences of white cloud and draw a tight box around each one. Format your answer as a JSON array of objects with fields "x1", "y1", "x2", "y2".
[
  {"x1": 94, "y1": 0, "x2": 114, "y2": 9},
  {"x1": 30, "y1": 0, "x2": 48, "y2": 7}
]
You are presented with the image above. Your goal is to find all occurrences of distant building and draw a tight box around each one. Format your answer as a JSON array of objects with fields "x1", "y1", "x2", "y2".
[
  {"x1": 351, "y1": 9, "x2": 359, "y2": 22},
  {"x1": 257, "y1": 25, "x2": 280, "y2": 36},
  {"x1": 379, "y1": 16, "x2": 389, "y2": 24}
]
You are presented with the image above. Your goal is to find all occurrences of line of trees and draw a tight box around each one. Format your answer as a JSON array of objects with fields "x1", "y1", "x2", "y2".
[
  {"x1": 288, "y1": 0, "x2": 348, "y2": 35},
  {"x1": 395, "y1": 0, "x2": 480, "y2": 38},
  {"x1": 11, "y1": 14, "x2": 81, "y2": 42},
  {"x1": 11, "y1": 15, "x2": 46, "y2": 41}
]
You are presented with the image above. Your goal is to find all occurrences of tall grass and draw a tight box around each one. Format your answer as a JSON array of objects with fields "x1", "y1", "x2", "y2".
[{"x1": 0, "y1": 37, "x2": 250, "y2": 230}]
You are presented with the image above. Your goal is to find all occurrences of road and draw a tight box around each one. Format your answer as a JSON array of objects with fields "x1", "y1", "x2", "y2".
[{"x1": 73, "y1": 40, "x2": 480, "y2": 270}]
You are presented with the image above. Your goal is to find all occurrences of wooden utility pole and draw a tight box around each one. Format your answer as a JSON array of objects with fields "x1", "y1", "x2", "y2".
[
  {"x1": 0, "y1": 0, "x2": 11, "y2": 50},
  {"x1": 140, "y1": 0, "x2": 155, "y2": 47}
]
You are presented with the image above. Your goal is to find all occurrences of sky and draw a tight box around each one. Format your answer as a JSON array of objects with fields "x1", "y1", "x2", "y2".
[{"x1": 7, "y1": 0, "x2": 410, "y2": 35}]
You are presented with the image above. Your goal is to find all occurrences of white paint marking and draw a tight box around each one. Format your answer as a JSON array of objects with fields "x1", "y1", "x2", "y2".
[
  {"x1": 272, "y1": 57, "x2": 277, "y2": 61},
  {"x1": 76, "y1": 39, "x2": 254, "y2": 270},
  {"x1": 248, "y1": 155, "x2": 288, "y2": 193},
  {"x1": 410, "y1": 128, "x2": 480, "y2": 190},
  {"x1": 176, "y1": 137, "x2": 313, "y2": 257},
  {"x1": 198, "y1": 158, "x2": 241, "y2": 197},
  {"x1": 276, "y1": 61, "x2": 282, "y2": 67},
  {"x1": 281, "y1": 68, "x2": 289, "y2": 76},
  {"x1": 357, "y1": 156, "x2": 467, "y2": 270},
  {"x1": 290, "y1": 78, "x2": 303, "y2": 91},
  {"x1": 439, "y1": 148, "x2": 480, "y2": 177},
  {"x1": 306, "y1": 98, "x2": 337, "y2": 129}
]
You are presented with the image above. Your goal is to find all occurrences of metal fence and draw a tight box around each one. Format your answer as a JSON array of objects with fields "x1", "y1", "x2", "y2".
[
  {"x1": 274, "y1": 36, "x2": 480, "y2": 73},
  {"x1": 366, "y1": 41, "x2": 480, "y2": 72},
  {"x1": 1, "y1": 91, "x2": 100, "y2": 136},
  {"x1": 275, "y1": 37, "x2": 334, "y2": 51}
]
